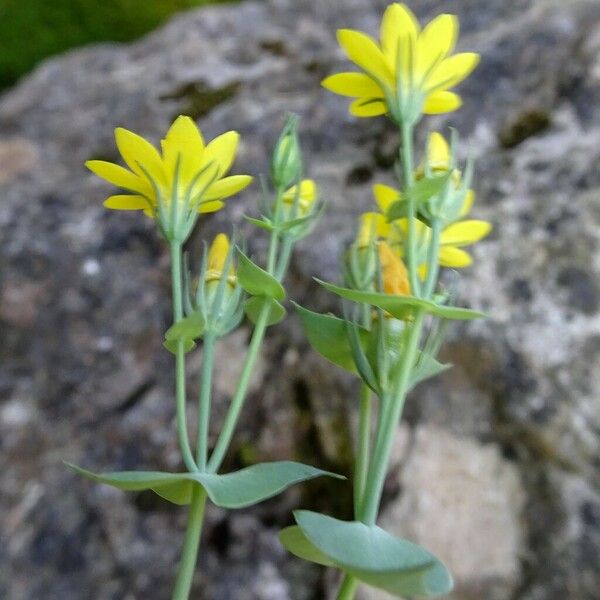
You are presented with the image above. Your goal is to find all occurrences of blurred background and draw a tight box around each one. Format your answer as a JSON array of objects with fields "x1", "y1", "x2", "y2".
[{"x1": 0, "y1": 0, "x2": 599, "y2": 598}]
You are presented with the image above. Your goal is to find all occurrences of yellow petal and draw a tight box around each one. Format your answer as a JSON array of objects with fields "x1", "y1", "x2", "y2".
[
  {"x1": 423, "y1": 90, "x2": 462, "y2": 114},
  {"x1": 114, "y1": 127, "x2": 166, "y2": 185},
  {"x1": 380, "y1": 3, "x2": 419, "y2": 65},
  {"x1": 373, "y1": 183, "x2": 400, "y2": 212},
  {"x1": 103, "y1": 194, "x2": 150, "y2": 210},
  {"x1": 427, "y1": 132, "x2": 450, "y2": 170},
  {"x1": 198, "y1": 200, "x2": 225, "y2": 214},
  {"x1": 424, "y1": 52, "x2": 480, "y2": 93},
  {"x1": 440, "y1": 220, "x2": 492, "y2": 247},
  {"x1": 204, "y1": 175, "x2": 253, "y2": 201},
  {"x1": 193, "y1": 131, "x2": 240, "y2": 199},
  {"x1": 349, "y1": 97, "x2": 387, "y2": 117},
  {"x1": 86, "y1": 160, "x2": 150, "y2": 195},
  {"x1": 160, "y1": 115, "x2": 205, "y2": 184},
  {"x1": 337, "y1": 29, "x2": 393, "y2": 87},
  {"x1": 459, "y1": 189, "x2": 475, "y2": 217},
  {"x1": 415, "y1": 14, "x2": 458, "y2": 77},
  {"x1": 438, "y1": 245, "x2": 472, "y2": 267},
  {"x1": 321, "y1": 72, "x2": 384, "y2": 98},
  {"x1": 283, "y1": 179, "x2": 317, "y2": 204},
  {"x1": 357, "y1": 212, "x2": 389, "y2": 247}
]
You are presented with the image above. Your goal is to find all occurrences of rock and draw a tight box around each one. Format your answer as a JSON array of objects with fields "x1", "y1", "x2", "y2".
[{"x1": 1, "y1": 0, "x2": 600, "y2": 598}]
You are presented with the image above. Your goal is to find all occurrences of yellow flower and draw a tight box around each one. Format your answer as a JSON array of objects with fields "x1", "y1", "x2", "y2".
[
  {"x1": 281, "y1": 179, "x2": 317, "y2": 215},
  {"x1": 394, "y1": 218, "x2": 491, "y2": 268},
  {"x1": 379, "y1": 241, "x2": 411, "y2": 295},
  {"x1": 356, "y1": 212, "x2": 389, "y2": 248},
  {"x1": 322, "y1": 3, "x2": 479, "y2": 121},
  {"x1": 86, "y1": 115, "x2": 252, "y2": 218},
  {"x1": 205, "y1": 234, "x2": 236, "y2": 286}
]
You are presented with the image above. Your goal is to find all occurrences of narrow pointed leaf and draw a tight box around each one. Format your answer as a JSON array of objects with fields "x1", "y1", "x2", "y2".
[
  {"x1": 318, "y1": 280, "x2": 487, "y2": 321},
  {"x1": 244, "y1": 215, "x2": 276, "y2": 232},
  {"x1": 237, "y1": 249, "x2": 286, "y2": 300},
  {"x1": 409, "y1": 352, "x2": 452, "y2": 389}
]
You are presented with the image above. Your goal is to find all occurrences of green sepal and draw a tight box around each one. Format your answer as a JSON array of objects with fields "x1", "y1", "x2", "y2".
[
  {"x1": 283, "y1": 511, "x2": 453, "y2": 598},
  {"x1": 163, "y1": 311, "x2": 205, "y2": 353},
  {"x1": 294, "y1": 303, "x2": 368, "y2": 374},
  {"x1": 409, "y1": 352, "x2": 452, "y2": 389},
  {"x1": 386, "y1": 172, "x2": 452, "y2": 222},
  {"x1": 317, "y1": 280, "x2": 487, "y2": 321},
  {"x1": 244, "y1": 215, "x2": 276, "y2": 232},
  {"x1": 237, "y1": 249, "x2": 286, "y2": 301},
  {"x1": 66, "y1": 461, "x2": 343, "y2": 508}
]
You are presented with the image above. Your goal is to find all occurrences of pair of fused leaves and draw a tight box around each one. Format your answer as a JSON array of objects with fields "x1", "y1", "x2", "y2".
[
  {"x1": 386, "y1": 172, "x2": 452, "y2": 222},
  {"x1": 68, "y1": 461, "x2": 342, "y2": 508},
  {"x1": 164, "y1": 248, "x2": 287, "y2": 351},
  {"x1": 280, "y1": 511, "x2": 453, "y2": 598},
  {"x1": 295, "y1": 304, "x2": 450, "y2": 391}
]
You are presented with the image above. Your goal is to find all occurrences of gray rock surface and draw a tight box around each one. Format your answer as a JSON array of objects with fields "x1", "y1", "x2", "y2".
[{"x1": 1, "y1": 0, "x2": 599, "y2": 598}]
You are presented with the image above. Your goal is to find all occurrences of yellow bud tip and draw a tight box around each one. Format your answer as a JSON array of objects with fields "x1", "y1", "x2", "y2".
[
  {"x1": 379, "y1": 242, "x2": 411, "y2": 296},
  {"x1": 205, "y1": 234, "x2": 236, "y2": 285}
]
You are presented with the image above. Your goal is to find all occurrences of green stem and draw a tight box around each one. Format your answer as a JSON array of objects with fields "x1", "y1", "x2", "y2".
[
  {"x1": 423, "y1": 218, "x2": 441, "y2": 299},
  {"x1": 170, "y1": 242, "x2": 197, "y2": 473},
  {"x1": 359, "y1": 310, "x2": 425, "y2": 525},
  {"x1": 336, "y1": 574, "x2": 359, "y2": 600},
  {"x1": 267, "y1": 185, "x2": 285, "y2": 273},
  {"x1": 172, "y1": 487, "x2": 207, "y2": 600},
  {"x1": 207, "y1": 302, "x2": 271, "y2": 473},
  {"x1": 196, "y1": 332, "x2": 216, "y2": 470},
  {"x1": 400, "y1": 121, "x2": 420, "y2": 297},
  {"x1": 354, "y1": 383, "x2": 372, "y2": 515}
]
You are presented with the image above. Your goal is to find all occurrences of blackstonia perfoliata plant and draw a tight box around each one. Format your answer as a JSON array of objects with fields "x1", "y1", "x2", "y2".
[
  {"x1": 280, "y1": 3, "x2": 491, "y2": 599},
  {"x1": 71, "y1": 3, "x2": 490, "y2": 599},
  {"x1": 73, "y1": 114, "x2": 338, "y2": 599}
]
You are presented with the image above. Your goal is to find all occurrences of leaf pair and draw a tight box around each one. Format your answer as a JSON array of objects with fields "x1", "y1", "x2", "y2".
[
  {"x1": 67, "y1": 461, "x2": 342, "y2": 508},
  {"x1": 295, "y1": 304, "x2": 450, "y2": 389},
  {"x1": 237, "y1": 249, "x2": 287, "y2": 326},
  {"x1": 386, "y1": 172, "x2": 452, "y2": 221},
  {"x1": 280, "y1": 511, "x2": 453, "y2": 597}
]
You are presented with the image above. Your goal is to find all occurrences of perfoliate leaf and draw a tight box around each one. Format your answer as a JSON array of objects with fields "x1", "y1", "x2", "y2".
[
  {"x1": 294, "y1": 303, "x2": 368, "y2": 374},
  {"x1": 237, "y1": 249, "x2": 286, "y2": 300},
  {"x1": 245, "y1": 296, "x2": 286, "y2": 326},
  {"x1": 67, "y1": 461, "x2": 342, "y2": 508},
  {"x1": 386, "y1": 172, "x2": 452, "y2": 222},
  {"x1": 279, "y1": 526, "x2": 335, "y2": 567},
  {"x1": 164, "y1": 312, "x2": 205, "y2": 354},
  {"x1": 317, "y1": 280, "x2": 487, "y2": 321},
  {"x1": 291, "y1": 510, "x2": 453, "y2": 598},
  {"x1": 409, "y1": 352, "x2": 452, "y2": 389}
]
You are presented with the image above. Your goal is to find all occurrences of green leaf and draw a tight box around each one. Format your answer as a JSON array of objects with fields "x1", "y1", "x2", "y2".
[
  {"x1": 237, "y1": 249, "x2": 286, "y2": 300},
  {"x1": 67, "y1": 461, "x2": 343, "y2": 509},
  {"x1": 245, "y1": 296, "x2": 286, "y2": 326},
  {"x1": 409, "y1": 352, "x2": 452, "y2": 389},
  {"x1": 163, "y1": 311, "x2": 205, "y2": 353},
  {"x1": 317, "y1": 280, "x2": 487, "y2": 321},
  {"x1": 293, "y1": 511, "x2": 453, "y2": 597},
  {"x1": 387, "y1": 172, "x2": 452, "y2": 222},
  {"x1": 279, "y1": 526, "x2": 335, "y2": 567},
  {"x1": 294, "y1": 303, "x2": 368, "y2": 374}
]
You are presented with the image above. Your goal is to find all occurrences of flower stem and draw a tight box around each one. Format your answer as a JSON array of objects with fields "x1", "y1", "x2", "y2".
[
  {"x1": 170, "y1": 241, "x2": 197, "y2": 473},
  {"x1": 359, "y1": 310, "x2": 425, "y2": 525},
  {"x1": 336, "y1": 574, "x2": 359, "y2": 600},
  {"x1": 400, "y1": 121, "x2": 421, "y2": 297},
  {"x1": 354, "y1": 383, "x2": 372, "y2": 514},
  {"x1": 207, "y1": 303, "x2": 271, "y2": 473},
  {"x1": 172, "y1": 486, "x2": 207, "y2": 600},
  {"x1": 196, "y1": 332, "x2": 216, "y2": 470},
  {"x1": 423, "y1": 218, "x2": 441, "y2": 299}
]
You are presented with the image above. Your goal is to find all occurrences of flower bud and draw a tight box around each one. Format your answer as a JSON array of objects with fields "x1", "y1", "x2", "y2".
[{"x1": 271, "y1": 115, "x2": 302, "y2": 189}]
